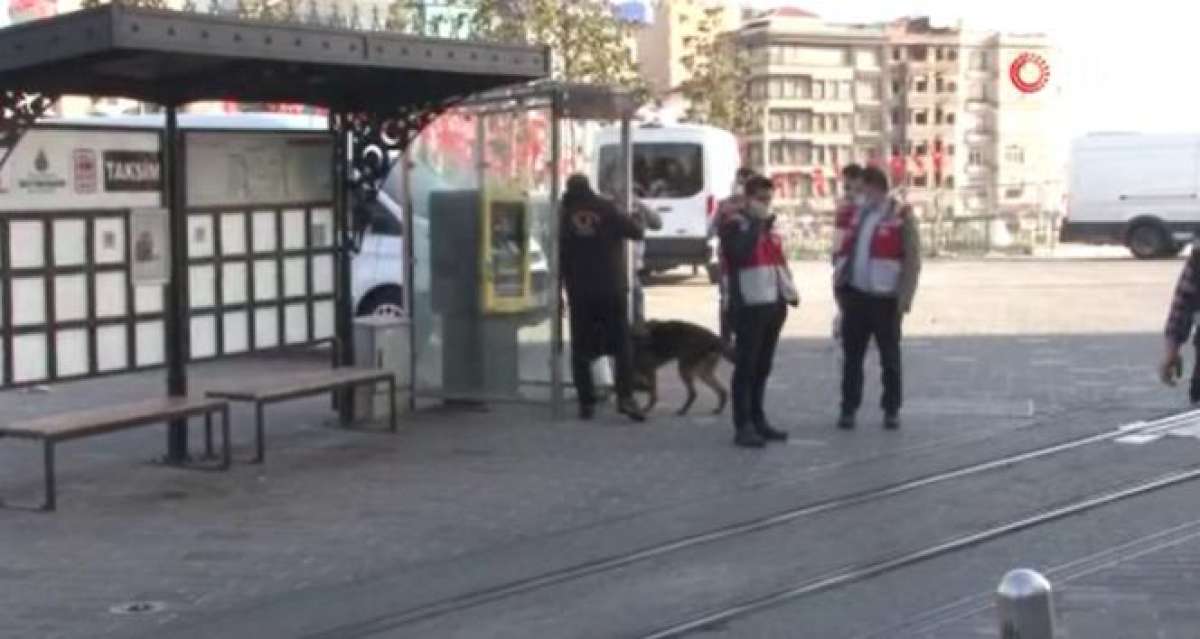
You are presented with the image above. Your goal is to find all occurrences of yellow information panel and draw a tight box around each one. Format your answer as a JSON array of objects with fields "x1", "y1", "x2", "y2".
[{"x1": 479, "y1": 183, "x2": 533, "y2": 314}]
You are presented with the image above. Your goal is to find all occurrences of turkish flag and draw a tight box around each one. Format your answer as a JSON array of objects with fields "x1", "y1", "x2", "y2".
[
  {"x1": 932, "y1": 148, "x2": 945, "y2": 178},
  {"x1": 813, "y1": 166, "x2": 827, "y2": 197},
  {"x1": 910, "y1": 151, "x2": 926, "y2": 176},
  {"x1": 889, "y1": 151, "x2": 906, "y2": 184}
]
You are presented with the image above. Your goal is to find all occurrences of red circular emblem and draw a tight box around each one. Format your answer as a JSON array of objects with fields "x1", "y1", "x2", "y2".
[{"x1": 1009, "y1": 52, "x2": 1050, "y2": 94}]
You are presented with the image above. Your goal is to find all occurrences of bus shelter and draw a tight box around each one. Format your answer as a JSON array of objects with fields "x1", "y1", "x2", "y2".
[
  {"x1": 0, "y1": 3, "x2": 547, "y2": 461},
  {"x1": 400, "y1": 82, "x2": 637, "y2": 416}
]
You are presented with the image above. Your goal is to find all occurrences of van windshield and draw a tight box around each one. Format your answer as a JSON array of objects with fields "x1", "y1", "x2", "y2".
[{"x1": 599, "y1": 143, "x2": 704, "y2": 200}]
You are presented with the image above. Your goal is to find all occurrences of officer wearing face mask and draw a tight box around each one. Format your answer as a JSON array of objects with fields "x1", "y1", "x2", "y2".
[
  {"x1": 719, "y1": 176, "x2": 799, "y2": 448},
  {"x1": 832, "y1": 166, "x2": 921, "y2": 431}
]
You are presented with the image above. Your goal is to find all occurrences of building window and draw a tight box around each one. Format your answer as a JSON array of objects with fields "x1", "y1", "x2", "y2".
[
  {"x1": 935, "y1": 47, "x2": 944, "y2": 61},
  {"x1": 841, "y1": 81, "x2": 853, "y2": 99},
  {"x1": 944, "y1": 175, "x2": 955, "y2": 188},
  {"x1": 856, "y1": 49, "x2": 880, "y2": 69},
  {"x1": 913, "y1": 174, "x2": 929, "y2": 188},
  {"x1": 830, "y1": 116, "x2": 839, "y2": 132},
  {"x1": 892, "y1": 47, "x2": 903, "y2": 62},
  {"x1": 891, "y1": 108, "x2": 902, "y2": 127},
  {"x1": 1006, "y1": 186, "x2": 1024, "y2": 199},
  {"x1": 948, "y1": 48, "x2": 958, "y2": 61},
  {"x1": 969, "y1": 149, "x2": 984, "y2": 165},
  {"x1": 910, "y1": 45, "x2": 928, "y2": 61},
  {"x1": 935, "y1": 75, "x2": 944, "y2": 93},
  {"x1": 948, "y1": 144, "x2": 955, "y2": 156},
  {"x1": 916, "y1": 141, "x2": 929, "y2": 155},
  {"x1": 857, "y1": 80, "x2": 880, "y2": 101},
  {"x1": 946, "y1": 111, "x2": 956, "y2": 125},
  {"x1": 946, "y1": 80, "x2": 958, "y2": 93},
  {"x1": 815, "y1": 146, "x2": 826, "y2": 164},
  {"x1": 914, "y1": 110, "x2": 929, "y2": 125},
  {"x1": 915, "y1": 75, "x2": 929, "y2": 93},
  {"x1": 1005, "y1": 145, "x2": 1025, "y2": 164}
]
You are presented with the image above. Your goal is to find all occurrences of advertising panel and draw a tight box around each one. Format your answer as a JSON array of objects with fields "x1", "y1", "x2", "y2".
[{"x1": 0, "y1": 128, "x2": 162, "y2": 211}]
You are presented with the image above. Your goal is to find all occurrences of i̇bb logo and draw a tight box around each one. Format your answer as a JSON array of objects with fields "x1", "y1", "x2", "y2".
[{"x1": 1009, "y1": 52, "x2": 1050, "y2": 94}]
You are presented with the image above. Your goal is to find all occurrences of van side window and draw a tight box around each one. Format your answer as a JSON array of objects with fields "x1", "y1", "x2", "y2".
[{"x1": 599, "y1": 143, "x2": 704, "y2": 200}]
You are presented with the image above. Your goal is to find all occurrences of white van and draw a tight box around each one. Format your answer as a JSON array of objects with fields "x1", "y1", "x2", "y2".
[
  {"x1": 1063, "y1": 133, "x2": 1200, "y2": 258},
  {"x1": 594, "y1": 123, "x2": 740, "y2": 276}
]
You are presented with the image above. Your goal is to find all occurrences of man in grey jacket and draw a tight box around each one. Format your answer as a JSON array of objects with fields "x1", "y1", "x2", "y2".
[{"x1": 831, "y1": 167, "x2": 921, "y2": 430}]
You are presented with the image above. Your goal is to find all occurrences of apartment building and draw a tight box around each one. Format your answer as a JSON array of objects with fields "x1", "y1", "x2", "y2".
[
  {"x1": 886, "y1": 17, "x2": 1064, "y2": 219},
  {"x1": 737, "y1": 8, "x2": 888, "y2": 215}
]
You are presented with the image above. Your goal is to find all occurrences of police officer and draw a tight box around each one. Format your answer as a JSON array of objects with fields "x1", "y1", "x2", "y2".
[
  {"x1": 560, "y1": 174, "x2": 646, "y2": 422},
  {"x1": 720, "y1": 176, "x2": 797, "y2": 448}
]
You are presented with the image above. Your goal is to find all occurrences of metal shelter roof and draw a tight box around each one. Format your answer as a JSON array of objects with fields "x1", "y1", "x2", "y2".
[
  {"x1": 463, "y1": 81, "x2": 637, "y2": 121},
  {"x1": 0, "y1": 4, "x2": 550, "y2": 110}
]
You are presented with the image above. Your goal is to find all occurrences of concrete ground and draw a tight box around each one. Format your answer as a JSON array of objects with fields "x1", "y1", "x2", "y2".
[{"x1": 1, "y1": 257, "x2": 1197, "y2": 639}]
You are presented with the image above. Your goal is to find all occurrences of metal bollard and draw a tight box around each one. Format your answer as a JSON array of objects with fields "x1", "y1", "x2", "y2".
[{"x1": 997, "y1": 569, "x2": 1055, "y2": 639}]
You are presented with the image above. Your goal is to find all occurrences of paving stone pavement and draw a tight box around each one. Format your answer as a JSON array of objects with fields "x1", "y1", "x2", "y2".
[{"x1": 0, "y1": 258, "x2": 1190, "y2": 638}]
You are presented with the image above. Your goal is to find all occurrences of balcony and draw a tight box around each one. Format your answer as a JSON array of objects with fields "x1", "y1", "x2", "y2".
[
  {"x1": 965, "y1": 98, "x2": 994, "y2": 113},
  {"x1": 965, "y1": 128, "x2": 994, "y2": 144}
]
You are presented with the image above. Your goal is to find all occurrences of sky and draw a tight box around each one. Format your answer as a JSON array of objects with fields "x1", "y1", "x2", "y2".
[
  {"x1": 1, "y1": 0, "x2": 1194, "y2": 135},
  {"x1": 748, "y1": 0, "x2": 1199, "y2": 135}
]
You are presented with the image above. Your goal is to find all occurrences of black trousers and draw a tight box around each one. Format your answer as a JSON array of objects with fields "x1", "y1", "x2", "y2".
[
  {"x1": 838, "y1": 287, "x2": 902, "y2": 416},
  {"x1": 1190, "y1": 340, "x2": 1200, "y2": 404},
  {"x1": 731, "y1": 303, "x2": 787, "y2": 430},
  {"x1": 569, "y1": 295, "x2": 635, "y2": 407}
]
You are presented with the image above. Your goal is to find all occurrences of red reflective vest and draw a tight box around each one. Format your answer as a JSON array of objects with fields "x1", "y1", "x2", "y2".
[{"x1": 833, "y1": 199, "x2": 907, "y2": 296}]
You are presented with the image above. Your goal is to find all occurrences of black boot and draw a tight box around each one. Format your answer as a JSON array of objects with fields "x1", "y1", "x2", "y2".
[
  {"x1": 734, "y1": 426, "x2": 766, "y2": 448},
  {"x1": 837, "y1": 412, "x2": 856, "y2": 430},
  {"x1": 755, "y1": 419, "x2": 789, "y2": 442},
  {"x1": 579, "y1": 403, "x2": 595, "y2": 420},
  {"x1": 884, "y1": 412, "x2": 900, "y2": 430}
]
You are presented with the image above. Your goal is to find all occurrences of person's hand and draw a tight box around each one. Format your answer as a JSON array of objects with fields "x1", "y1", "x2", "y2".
[{"x1": 1160, "y1": 340, "x2": 1184, "y2": 386}]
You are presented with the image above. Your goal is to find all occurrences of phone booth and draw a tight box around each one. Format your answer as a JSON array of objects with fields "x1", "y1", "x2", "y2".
[{"x1": 430, "y1": 184, "x2": 535, "y2": 398}]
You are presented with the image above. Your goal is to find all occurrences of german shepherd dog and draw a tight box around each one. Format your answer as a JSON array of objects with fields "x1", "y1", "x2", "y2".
[{"x1": 631, "y1": 320, "x2": 735, "y2": 415}]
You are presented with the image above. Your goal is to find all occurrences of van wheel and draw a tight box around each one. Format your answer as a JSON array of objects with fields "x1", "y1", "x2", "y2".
[
  {"x1": 1128, "y1": 223, "x2": 1171, "y2": 259},
  {"x1": 360, "y1": 288, "x2": 405, "y2": 318}
]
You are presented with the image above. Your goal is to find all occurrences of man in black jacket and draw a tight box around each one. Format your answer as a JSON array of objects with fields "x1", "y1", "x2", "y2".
[
  {"x1": 560, "y1": 174, "x2": 646, "y2": 422},
  {"x1": 719, "y1": 176, "x2": 798, "y2": 447}
]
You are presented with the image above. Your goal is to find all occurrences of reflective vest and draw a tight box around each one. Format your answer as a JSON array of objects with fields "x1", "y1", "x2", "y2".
[
  {"x1": 833, "y1": 200, "x2": 906, "y2": 296},
  {"x1": 727, "y1": 216, "x2": 796, "y2": 306}
]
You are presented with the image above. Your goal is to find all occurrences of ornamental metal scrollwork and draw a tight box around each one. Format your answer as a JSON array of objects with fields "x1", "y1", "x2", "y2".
[
  {"x1": 332, "y1": 98, "x2": 460, "y2": 250},
  {"x1": 0, "y1": 91, "x2": 58, "y2": 172},
  {"x1": 334, "y1": 98, "x2": 460, "y2": 201}
]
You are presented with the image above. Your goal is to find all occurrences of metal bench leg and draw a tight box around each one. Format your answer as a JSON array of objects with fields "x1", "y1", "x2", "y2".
[
  {"x1": 43, "y1": 441, "x2": 55, "y2": 512},
  {"x1": 253, "y1": 402, "x2": 265, "y2": 464},
  {"x1": 220, "y1": 405, "x2": 232, "y2": 471},
  {"x1": 204, "y1": 412, "x2": 214, "y2": 460},
  {"x1": 389, "y1": 377, "x2": 398, "y2": 433}
]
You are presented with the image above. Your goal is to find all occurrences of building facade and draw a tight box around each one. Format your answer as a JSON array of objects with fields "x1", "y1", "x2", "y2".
[
  {"x1": 732, "y1": 11, "x2": 1064, "y2": 220},
  {"x1": 737, "y1": 8, "x2": 889, "y2": 215},
  {"x1": 887, "y1": 17, "x2": 1064, "y2": 220}
]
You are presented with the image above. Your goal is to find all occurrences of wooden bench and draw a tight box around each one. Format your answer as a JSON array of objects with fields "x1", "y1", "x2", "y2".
[
  {"x1": 206, "y1": 368, "x2": 397, "y2": 464},
  {"x1": 0, "y1": 397, "x2": 230, "y2": 511}
]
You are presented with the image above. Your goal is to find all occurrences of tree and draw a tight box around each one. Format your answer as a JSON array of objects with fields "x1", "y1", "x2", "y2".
[
  {"x1": 677, "y1": 7, "x2": 757, "y2": 134},
  {"x1": 386, "y1": 0, "x2": 644, "y2": 95}
]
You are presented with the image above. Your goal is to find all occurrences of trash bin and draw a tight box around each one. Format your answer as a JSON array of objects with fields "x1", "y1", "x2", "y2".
[{"x1": 353, "y1": 316, "x2": 410, "y2": 428}]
